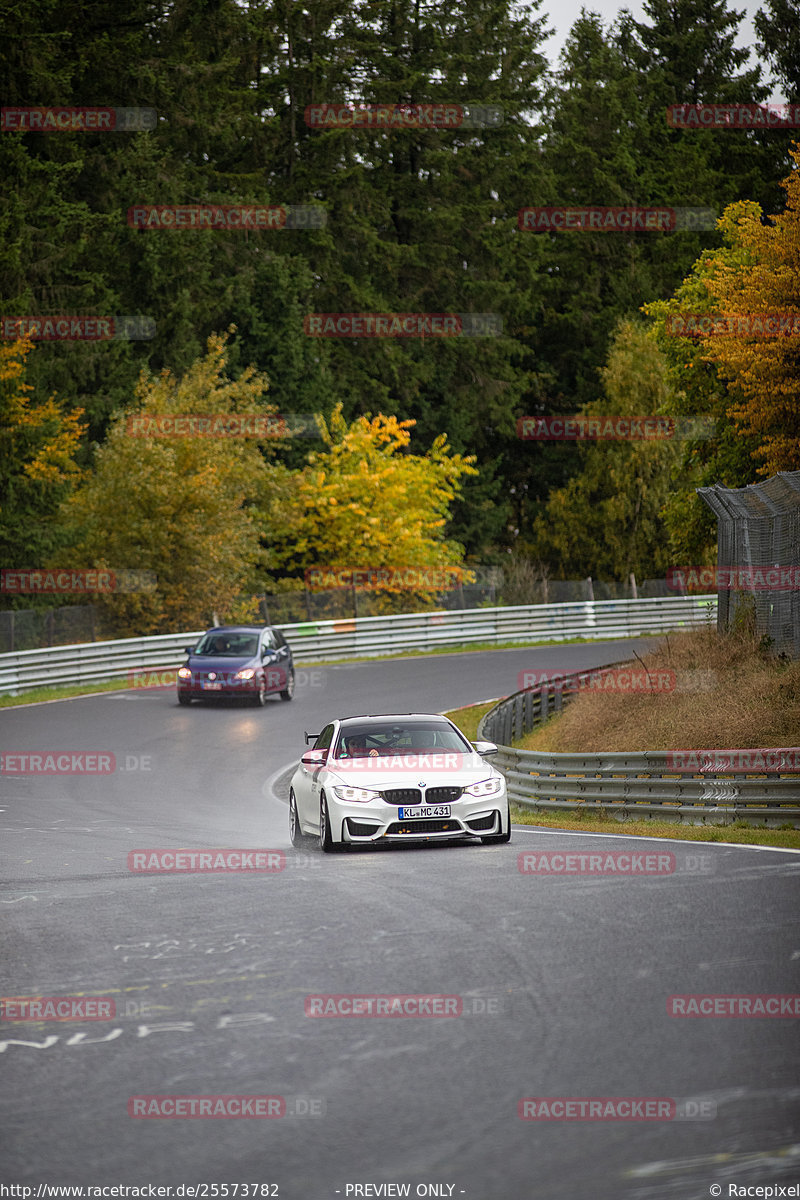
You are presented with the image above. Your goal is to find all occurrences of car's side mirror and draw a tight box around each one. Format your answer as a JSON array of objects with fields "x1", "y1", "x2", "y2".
[
  {"x1": 473, "y1": 740, "x2": 498, "y2": 756},
  {"x1": 261, "y1": 645, "x2": 272, "y2": 658},
  {"x1": 185, "y1": 646, "x2": 196, "y2": 655},
  {"x1": 301, "y1": 749, "x2": 327, "y2": 767}
]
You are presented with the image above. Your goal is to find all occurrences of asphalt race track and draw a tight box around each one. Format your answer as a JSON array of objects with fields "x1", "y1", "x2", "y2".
[{"x1": 2, "y1": 640, "x2": 799, "y2": 1200}]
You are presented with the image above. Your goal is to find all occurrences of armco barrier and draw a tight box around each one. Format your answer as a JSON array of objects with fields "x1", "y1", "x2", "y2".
[
  {"x1": 0, "y1": 594, "x2": 715, "y2": 697},
  {"x1": 478, "y1": 668, "x2": 800, "y2": 828}
]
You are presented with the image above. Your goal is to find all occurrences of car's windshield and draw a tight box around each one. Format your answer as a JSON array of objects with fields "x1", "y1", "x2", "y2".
[
  {"x1": 194, "y1": 633, "x2": 259, "y2": 658},
  {"x1": 333, "y1": 721, "x2": 471, "y2": 759}
]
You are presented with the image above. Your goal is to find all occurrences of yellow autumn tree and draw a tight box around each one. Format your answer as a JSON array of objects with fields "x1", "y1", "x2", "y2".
[
  {"x1": 689, "y1": 145, "x2": 800, "y2": 475},
  {"x1": 267, "y1": 403, "x2": 478, "y2": 611},
  {"x1": 0, "y1": 336, "x2": 85, "y2": 575},
  {"x1": 61, "y1": 332, "x2": 281, "y2": 634}
]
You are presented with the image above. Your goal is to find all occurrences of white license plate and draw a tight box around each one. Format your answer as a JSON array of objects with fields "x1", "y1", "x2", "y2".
[
  {"x1": 203, "y1": 681, "x2": 223, "y2": 690},
  {"x1": 397, "y1": 805, "x2": 451, "y2": 819}
]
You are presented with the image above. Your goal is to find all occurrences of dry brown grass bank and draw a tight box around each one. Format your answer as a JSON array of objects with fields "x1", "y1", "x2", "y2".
[{"x1": 517, "y1": 627, "x2": 800, "y2": 753}]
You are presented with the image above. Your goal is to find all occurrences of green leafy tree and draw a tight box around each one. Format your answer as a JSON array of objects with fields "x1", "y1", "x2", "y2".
[
  {"x1": 645, "y1": 151, "x2": 800, "y2": 559},
  {"x1": 59, "y1": 333, "x2": 281, "y2": 633},
  {"x1": 0, "y1": 337, "x2": 85, "y2": 587},
  {"x1": 755, "y1": 0, "x2": 800, "y2": 100},
  {"x1": 266, "y1": 402, "x2": 477, "y2": 610},
  {"x1": 530, "y1": 320, "x2": 681, "y2": 581}
]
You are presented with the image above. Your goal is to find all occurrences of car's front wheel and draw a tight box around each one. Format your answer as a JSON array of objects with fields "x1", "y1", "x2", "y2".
[
  {"x1": 482, "y1": 806, "x2": 512, "y2": 844},
  {"x1": 280, "y1": 668, "x2": 295, "y2": 701},
  {"x1": 177, "y1": 693, "x2": 192, "y2": 706},
  {"x1": 319, "y1": 793, "x2": 341, "y2": 853},
  {"x1": 252, "y1": 676, "x2": 268, "y2": 706},
  {"x1": 289, "y1": 789, "x2": 307, "y2": 847}
]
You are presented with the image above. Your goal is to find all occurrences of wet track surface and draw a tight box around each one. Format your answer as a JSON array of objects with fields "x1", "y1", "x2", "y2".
[{"x1": 2, "y1": 642, "x2": 799, "y2": 1199}]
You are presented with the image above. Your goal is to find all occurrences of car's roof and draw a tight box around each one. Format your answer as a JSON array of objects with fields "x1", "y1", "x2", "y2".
[
  {"x1": 204, "y1": 625, "x2": 271, "y2": 634},
  {"x1": 337, "y1": 713, "x2": 456, "y2": 726}
]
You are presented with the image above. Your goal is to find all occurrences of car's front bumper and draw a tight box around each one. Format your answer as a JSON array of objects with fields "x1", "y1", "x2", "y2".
[
  {"x1": 177, "y1": 679, "x2": 261, "y2": 700},
  {"x1": 329, "y1": 794, "x2": 508, "y2": 843}
]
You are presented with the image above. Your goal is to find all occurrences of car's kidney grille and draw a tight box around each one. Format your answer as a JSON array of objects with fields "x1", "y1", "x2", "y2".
[
  {"x1": 381, "y1": 786, "x2": 463, "y2": 806},
  {"x1": 381, "y1": 788, "x2": 422, "y2": 805},
  {"x1": 426, "y1": 786, "x2": 463, "y2": 803}
]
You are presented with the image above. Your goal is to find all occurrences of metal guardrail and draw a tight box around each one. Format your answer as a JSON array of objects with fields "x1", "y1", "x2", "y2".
[
  {"x1": 0, "y1": 595, "x2": 715, "y2": 697},
  {"x1": 478, "y1": 668, "x2": 800, "y2": 827}
]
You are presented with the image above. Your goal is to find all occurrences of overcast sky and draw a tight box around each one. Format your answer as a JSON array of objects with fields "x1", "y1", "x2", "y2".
[{"x1": 535, "y1": 0, "x2": 783, "y2": 100}]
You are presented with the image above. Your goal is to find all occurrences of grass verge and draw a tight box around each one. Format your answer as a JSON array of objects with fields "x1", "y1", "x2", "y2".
[
  {"x1": 509, "y1": 804, "x2": 800, "y2": 849},
  {"x1": 0, "y1": 679, "x2": 134, "y2": 707},
  {"x1": 515, "y1": 626, "x2": 800, "y2": 753}
]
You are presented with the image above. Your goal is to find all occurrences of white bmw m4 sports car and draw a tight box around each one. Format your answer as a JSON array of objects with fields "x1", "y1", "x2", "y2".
[{"x1": 288, "y1": 713, "x2": 511, "y2": 852}]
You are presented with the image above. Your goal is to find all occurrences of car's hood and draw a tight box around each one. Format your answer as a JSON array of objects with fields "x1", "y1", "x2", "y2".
[
  {"x1": 325, "y1": 751, "x2": 497, "y2": 786},
  {"x1": 186, "y1": 655, "x2": 256, "y2": 673}
]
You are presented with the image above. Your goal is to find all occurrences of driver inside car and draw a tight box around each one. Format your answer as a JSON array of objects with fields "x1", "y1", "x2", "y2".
[{"x1": 345, "y1": 735, "x2": 379, "y2": 758}]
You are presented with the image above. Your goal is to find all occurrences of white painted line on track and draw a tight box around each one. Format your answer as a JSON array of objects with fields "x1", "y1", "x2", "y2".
[
  {"x1": 262, "y1": 759, "x2": 300, "y2": 806},
  {"x1": 511, "y1": 823, "x2": 800, "y2": 854}
]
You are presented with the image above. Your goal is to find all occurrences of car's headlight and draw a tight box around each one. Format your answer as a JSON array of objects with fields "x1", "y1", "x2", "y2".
[
  {"x1": 332, "y1": 785, "x2": 381, "y2": 804},
  {"x1": 234, "y1": 668, "x2": 256, "y2": 680},
  {"x1": 464, "y1": 777, "x2": 503, "y2": 797},
  {"x1": 177, "y1": 667, "x2": 192, "y2": 679}
]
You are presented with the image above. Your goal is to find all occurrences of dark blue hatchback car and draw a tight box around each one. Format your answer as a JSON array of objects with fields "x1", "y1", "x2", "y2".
[{"x1": 177, "y1": 625, "x2": 295, "y2": 706}]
